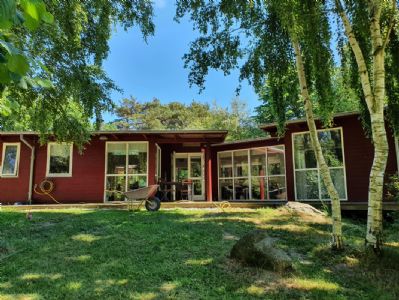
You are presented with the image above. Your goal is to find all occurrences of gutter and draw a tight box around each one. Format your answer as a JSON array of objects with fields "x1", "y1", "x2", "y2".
[{"x1": 20, "y1": 134, "x2": 35, "y2": 205}]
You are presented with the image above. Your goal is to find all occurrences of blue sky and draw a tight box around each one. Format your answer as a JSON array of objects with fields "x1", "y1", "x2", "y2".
[{"x1": 102, "y1": 0, "x2": 259, "y2": 122}]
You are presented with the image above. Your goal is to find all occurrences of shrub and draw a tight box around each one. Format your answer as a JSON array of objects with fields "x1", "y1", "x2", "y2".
[{"x1": 386, "y1": 173, "x2": 399, "y2": 202}]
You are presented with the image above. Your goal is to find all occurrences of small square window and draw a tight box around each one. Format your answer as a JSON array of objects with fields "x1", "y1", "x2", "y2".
[{"x1": 47, "y1": 143, "x2": 73, "y2": 177}]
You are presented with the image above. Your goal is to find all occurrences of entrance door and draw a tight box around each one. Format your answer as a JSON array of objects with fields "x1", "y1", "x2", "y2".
[{"x1": 173, "y1": 153, "x2": 204, "y2": 200}]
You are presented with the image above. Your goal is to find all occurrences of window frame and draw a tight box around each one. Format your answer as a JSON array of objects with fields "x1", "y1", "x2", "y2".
[
  {"x1": 1, "y1": 142, "x2": 21, "y2": 178},
  {"x1": 46, "y1": 142, "x2": 73, "y2": 178},
  {"x1": 155, "y1": 143, "x2": 162, "y2": 182},
  {"x1": 217, "y1": 145, "x2": 287, "y2": 201},
  {"x1": 292, "y1": 127, "x2": 348, "y2": 201},
  {"x1": 104, "y1": 141, "x2": 149, "y2": 202}
]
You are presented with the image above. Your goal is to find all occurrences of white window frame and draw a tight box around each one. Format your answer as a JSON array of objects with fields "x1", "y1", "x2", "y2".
[
  {"x1": 1, "y1": 142, "x2": 21, "y2": 178},
  {"x1": 155, "y1": 144, "x2": 162, "y2": 182},
  {"x1": 291, "y1": 127, "x2": 348, "y2": 202},
  {"x1": 172, "y1": 152, "x2": 205, "y2": 200},
  {"x1": 217, "y1": 145, "x2": 287, "y2": 201},
  {"x1": 46, "y1": 142, "x2": 73, "y2": 177},
  {"x1": 104, "y1": 141, "x2": 149, "y2": 202}
]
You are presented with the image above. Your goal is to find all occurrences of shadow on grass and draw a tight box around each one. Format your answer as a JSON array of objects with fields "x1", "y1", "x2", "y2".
[{"x1": 0, "y1": 208, "x2": 398, "y2": 299}]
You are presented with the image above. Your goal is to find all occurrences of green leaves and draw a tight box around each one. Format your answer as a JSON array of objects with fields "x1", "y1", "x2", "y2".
[
  {"x1": 6, "y1": 54, "x2": 29, "y2": 76},
  {"x1": 0, "y1": 0, "x2": 54, "y2": 30},
  {"x1": 0, "y1": 0, "x2": 16, "y2": 29},
  {"x1": 20, "y1": 0, "x2": 54, "y2": 30},
  {"x1": 0, "y1": 0, "x2": 55, "y2": 86}
]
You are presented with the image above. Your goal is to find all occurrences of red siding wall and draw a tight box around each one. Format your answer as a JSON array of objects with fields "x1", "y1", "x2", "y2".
[
  {"x1": 1, "y1": 116, "x2": 397, "y2": 205},
  {"x1": 212, "y1": 115, "x2": 398, "y2": 202},
  {"x1": 0, "y1": 136, "x2": 33, "y2": 204},
  {"x1": 32, "y1": 138, "x2": 106, "y2": 204}
]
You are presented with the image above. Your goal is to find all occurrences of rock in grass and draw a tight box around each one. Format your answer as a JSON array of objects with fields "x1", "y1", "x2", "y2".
[
  {"x1": 285, "y1": 202, "x2": 325, "y2": 216},
  {"x1": 230, "y1": 230, "x2": 293, "y2": 273}
]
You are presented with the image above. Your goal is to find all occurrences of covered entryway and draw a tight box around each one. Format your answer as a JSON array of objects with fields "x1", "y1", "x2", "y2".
[
  {"x1": 101, "y1": 130, "x2": 227, "y2": 202},
  {"x1": 172, "y1": 152, "x2": 204, "y2": 200}
]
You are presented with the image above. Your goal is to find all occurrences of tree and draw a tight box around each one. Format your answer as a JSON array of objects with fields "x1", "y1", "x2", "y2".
[
  {"x1": 175, "y1": 0, "x2": 346, "y2": 249},
  {"x1": 1, "y1": 0, "x2": 155, "y2": 147},
  {"x1": 335, "y1": 0, "x2": 398, "y2": 252},
  {"x1": 1, "y1": 1, "x2": 54, "y2": 95},
  {"x1": 110, "y1": 96, "x2": 264, "y2": 140}
]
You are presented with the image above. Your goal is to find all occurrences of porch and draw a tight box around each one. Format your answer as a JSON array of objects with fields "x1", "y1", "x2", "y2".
[{"x1": 102, "y1": 130, "x2": 227, "y2": 202}]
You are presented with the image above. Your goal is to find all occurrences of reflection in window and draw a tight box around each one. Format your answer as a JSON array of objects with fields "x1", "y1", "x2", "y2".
[
  {"x1": 293, "y1": 128, "x2": 346, "y2": 200},
  {"x1": 1, "y1": 144, "x2": 20, "y2": 176},
  {"x1": 218, "y1": 146, "x2": 286, "y2": 201},
  {"x1": 250, "y1": 148, "x2": 266, "y2": 176},
  {"x1": 251, "y1": 177, "x2": 267, "y2": 200},
  {"x1": 233, "y1": 150, "x2": 249, "y2": 177},
  {"x1": 219, "y1": 152, "x2": 232, "y2": 178},
  {"x1": 106, "y1": 142, "x2": 148, "y2": 201},
  {"x1": 128, "y1": 143, "x2": 147, "y2": 174},
  {"x1": 47, "y1": 143, "x2": 72, "y2": 176},
  {"x1": 219, "y1": 179, "x2": 234, "y2": 200}
]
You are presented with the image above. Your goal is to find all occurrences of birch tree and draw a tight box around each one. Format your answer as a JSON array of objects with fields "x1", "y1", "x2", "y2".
[
  {"x1": 176, "y1": 0, "x2": 345, "y2": 249},
  {"x1": 335, "y1": 0, "x2": 397, "y2": 252}
]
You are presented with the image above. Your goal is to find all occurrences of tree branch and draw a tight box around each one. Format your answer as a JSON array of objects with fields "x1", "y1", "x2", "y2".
[
  {"x1": 335, "y1": 0, "x2": 375, "y2": 111},
  {"x1": 382, "y1": 0, "x2": 397, "y2": 51}
]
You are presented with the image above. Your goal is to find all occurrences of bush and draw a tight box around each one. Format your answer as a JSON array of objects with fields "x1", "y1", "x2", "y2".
[{"x1": 386, "y1": 173, "x2": 399, "y2": 202}]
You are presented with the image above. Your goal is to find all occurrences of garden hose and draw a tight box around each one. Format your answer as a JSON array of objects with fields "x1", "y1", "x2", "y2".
[
  {"x1": 34, "y1": 179, "x2": 60, "y2": 204},
  {"x1": 212, "y1": 201, "x2": 232, "y2": 212}
]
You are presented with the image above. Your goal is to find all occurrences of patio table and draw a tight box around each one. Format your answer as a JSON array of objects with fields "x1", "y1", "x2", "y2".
[{"x1": 157, "y1": 180, "x2": 193, "y2": 201}]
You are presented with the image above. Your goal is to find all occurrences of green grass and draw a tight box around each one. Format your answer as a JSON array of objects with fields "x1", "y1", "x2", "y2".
[{"x1": 0, "y1": 207, "x2": 398, "y2": 300}]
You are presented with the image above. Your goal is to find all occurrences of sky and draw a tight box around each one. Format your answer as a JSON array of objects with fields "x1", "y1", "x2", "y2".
[{"x1": 102, "y1": 0, "x2": 259, "y2": 122}]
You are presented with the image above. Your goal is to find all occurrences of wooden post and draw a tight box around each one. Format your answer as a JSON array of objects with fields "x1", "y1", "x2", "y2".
[{"x1": 203, "y1": 145, "x2": 213, "y2": 202}]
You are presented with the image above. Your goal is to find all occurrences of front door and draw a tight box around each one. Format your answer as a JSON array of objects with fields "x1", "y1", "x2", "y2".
[{"x1": 173, "y1": 153, "x2": 204, "y2": 200}]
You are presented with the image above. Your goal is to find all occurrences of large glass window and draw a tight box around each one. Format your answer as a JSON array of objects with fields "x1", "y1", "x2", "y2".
[
  {"x1": 105, "y1": 142, "x2": 148, "y2": 201},
  {"x1": 1, "y1": 143, "x2": 20, "y2": 177},
  {"x1": 47, "y1": 143, "x2": 73, "y2": 177},
  {"x1": 218, "y1": 146, "x2": 286, "y2": 201},
  {"x1": 293, "y1": 128, "x2": 347, "y2": 200}
]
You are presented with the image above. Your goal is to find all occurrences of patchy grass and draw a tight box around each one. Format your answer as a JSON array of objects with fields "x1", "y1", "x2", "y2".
[{"x1": 0, "y1": 207, "x2": 398, "y2": 299}]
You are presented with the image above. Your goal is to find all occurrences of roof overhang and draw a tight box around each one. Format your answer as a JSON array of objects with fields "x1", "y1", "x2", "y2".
[
  {"x1": 259, "y1": 111, "x2": 360, "y2": 131},
  {"x1": 0, "y1": 130, "x2": 228, "y2": 144}
]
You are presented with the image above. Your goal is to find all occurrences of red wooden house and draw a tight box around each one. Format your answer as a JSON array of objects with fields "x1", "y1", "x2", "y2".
[{"x1": 0, "y1": 112, "x2": 398, "y2": 208}]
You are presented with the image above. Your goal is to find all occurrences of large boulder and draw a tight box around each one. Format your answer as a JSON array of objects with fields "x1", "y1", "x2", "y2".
[
  {"x1": 230, "y1": 230, "x2": 293, "y2": 273},
  {"x1": 284, "y1": 202, "x2": 325, "y2": 216}
]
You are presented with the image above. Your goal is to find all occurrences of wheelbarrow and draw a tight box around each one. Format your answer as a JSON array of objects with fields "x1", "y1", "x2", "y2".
[{"x1": 108, "y1": 185, "x2": 161, "y2": 211}]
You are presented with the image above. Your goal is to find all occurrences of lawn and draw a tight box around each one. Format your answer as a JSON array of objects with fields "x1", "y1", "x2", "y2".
[{"x1": 0, "y1": 207, "x2": 398, "y2": 300}]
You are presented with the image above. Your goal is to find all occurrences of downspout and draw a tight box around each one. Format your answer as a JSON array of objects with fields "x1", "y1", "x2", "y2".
[{"x1": 20, "y1": 134, "x2": 35, "y2": 205}]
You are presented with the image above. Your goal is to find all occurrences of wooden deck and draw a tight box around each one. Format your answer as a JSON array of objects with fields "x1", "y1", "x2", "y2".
[{"x1": 1, "y1": 201, "x2": 398, "y2": 211}]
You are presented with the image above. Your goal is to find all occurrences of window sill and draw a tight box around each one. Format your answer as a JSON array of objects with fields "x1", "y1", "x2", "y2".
[
  {"x1": 46, "y1": 174, "x2": 73, "y2": 178},
  {"x1": 0, "y1": 175, "x2": 19, "y2": 178}
]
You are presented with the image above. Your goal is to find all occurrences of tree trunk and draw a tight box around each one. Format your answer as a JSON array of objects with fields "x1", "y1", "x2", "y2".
[
  {"x1": 365, "y1": 3, "x2": 388, "y2": 252},
  {"x1": 366, "y1": 111, "x2": 388, "y2": 251},
  {"x1": 292, "y1": 39, "x2": 344, "y2": 250},
  {"x1": 336, "y1": 0, "x2": 390, "y2": 252}
]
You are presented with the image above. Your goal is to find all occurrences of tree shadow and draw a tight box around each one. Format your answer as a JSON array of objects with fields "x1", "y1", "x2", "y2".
[{"x1": 0, "y1": 208, "x2": 398, "y2": 299}]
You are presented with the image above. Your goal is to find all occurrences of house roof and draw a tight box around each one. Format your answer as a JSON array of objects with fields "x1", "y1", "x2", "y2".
[
  {"x1": 0, "y1": 129, "x2": 229, "y2": 144},
  {"x1": 211, "y1": 136, "x2": 279, "y2": 147},
  {"x1": 259, "y1": 111, "x2": 360, "y2": 130}
]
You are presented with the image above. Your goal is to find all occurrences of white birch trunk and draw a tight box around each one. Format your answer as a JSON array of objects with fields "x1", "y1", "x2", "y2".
[
  {"x1": 292, "y1": 40, "x2": 344, "y2": 250},
  {"x1": 336, "y1": 0, "x2": 391, "y2": 251}
]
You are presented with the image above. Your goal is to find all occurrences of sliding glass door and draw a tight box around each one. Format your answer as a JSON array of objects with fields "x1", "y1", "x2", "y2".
[{"x1": 105, "y1": 142, "x2": 148, "y2": 201}]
